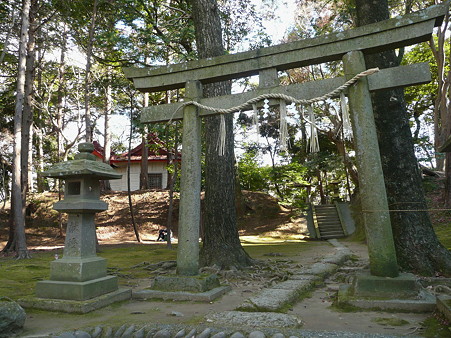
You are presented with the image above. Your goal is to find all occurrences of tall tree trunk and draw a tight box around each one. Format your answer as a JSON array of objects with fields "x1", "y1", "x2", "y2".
[
  {"x1": 140, "y1": 93, "x2": 149, "y2": 190},
  {"x1": 317, "y1": 170, "x2": 326, "y2": 204},
  {"x1": 355, "y1": 0, "x2": 451, "y2": 276},
  {"x1": 165, "y1": 122, "x2": 180, "y2": 250},
  {"x1": 429, "y1": 8, "x2": 451, "y2": 206},
  {"x1": 56, "y1": 22, "x2": 67, "y2": 236},
  {"x1": 189, "y1": 0, "x2": 252, "y2": 269},
  {"x1": 84, "y1": 0, "x2": 98, "y2": 142},
  {"x1": 103, "y1": 73, "x2": 112, "y2": 191},
  {"x1": 34, "y1": 21, "x2": 44, "y2": 193},
  {"x1": 128, "y1": 93, "x2": 140, "y2": 242},
  {"x1": 10, "y1": 0, "x2": 31, "y2": 258},
  {"x1": 27, "y1": 125, "x2": 33, "y2": 193},
  {"x1": 22, "y1": 0, "x2": 37, "y2": 196},
  {"x1": 429, "y1": 8, "x2": 449, "y2": 172},
  {"x1": 140, "y1": 134, "x2": 149, "y2": 189},
  {"x1": 36, "y1": 127, "x2": 45, "y2": 192},
  {"x1": 446, "y1": 152, "x2": 451, "y2": 207}
]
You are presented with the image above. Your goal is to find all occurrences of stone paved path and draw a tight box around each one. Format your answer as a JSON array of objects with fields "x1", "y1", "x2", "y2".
[{"x1": 51, "y1": 240, "x2": 420, "y2": 338}]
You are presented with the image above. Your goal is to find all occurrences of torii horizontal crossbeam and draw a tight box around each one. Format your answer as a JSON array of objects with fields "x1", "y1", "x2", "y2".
[{"x1": 141, "y1": 63, "x2": 430, "y2": 123}]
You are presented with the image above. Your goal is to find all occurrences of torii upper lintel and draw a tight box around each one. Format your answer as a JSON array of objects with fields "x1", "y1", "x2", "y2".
[{"x1": 123, "y1": 1, "x2": 448, "y2": 93}]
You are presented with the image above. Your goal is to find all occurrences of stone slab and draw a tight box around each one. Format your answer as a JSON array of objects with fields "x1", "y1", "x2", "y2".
[
  {"x1": 353, "y1": 272, "x2": 420, "y2": 298},
  {"x1": 18, "y1": 288, "x2": 131, "y2": 314},
  {"x1": 36, "y1": 275, "x2": 118, "y2": 301},
  {"x1": 271, "y1": 279, "x2": 316, "y2": 293},
  {"x1": 237, "y1": 288, "x2": 297, "y2": 312},
  {"x1": 206, "y1": 311, "x2": 302, "y2": 328},
  {"x1": 321, "y1": 249, "x2": 352, "y2": 265},
  {"x1": 298, "y1": 263, "x2": 339, "y2": 278},
  {"x1": 132, "y1": 285, "x2": 231, "y2": 302},
  {"x1": 289, "y1": 274, "x2": 321, "y2": 282},
  {"x1": 152, "y1": 274, "x2": 220, "y2": 292},
  {"x1": 437, "y1": 296, "x2": 451, "y2": 321},
  {"x1": 337, "y1": 284, "x2": 436, "y2": 313}
]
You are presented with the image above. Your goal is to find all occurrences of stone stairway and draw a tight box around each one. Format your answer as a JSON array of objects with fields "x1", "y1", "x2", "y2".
[{"x1": 312, "y1": 204, "x2": 346, "y2": 239}]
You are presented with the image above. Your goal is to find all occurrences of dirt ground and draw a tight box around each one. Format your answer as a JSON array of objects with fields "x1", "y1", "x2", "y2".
[
  {"x1": 19, "y1": 240, "x2": 438, "y2": 337},
  {"x1": 1, "y1": 190, "x2": 448, "y2": 337}
]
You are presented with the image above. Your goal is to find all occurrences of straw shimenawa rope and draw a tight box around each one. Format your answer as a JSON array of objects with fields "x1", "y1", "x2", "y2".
[
  {"x1": 168, "y1": 67, "x2": 379, "y2": 156},
  {"x1": 170, "y1": 68, "x2": 379, "y2": 118}
]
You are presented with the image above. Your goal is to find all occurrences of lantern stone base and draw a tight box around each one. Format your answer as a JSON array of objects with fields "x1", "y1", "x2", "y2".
[
  {"x1": 36, "y1": 275, "x2": 119, "y2": 301},
  {"x1": 19, "y1": 288, "x2": 131, "y2": 314},
  {"x1": 49, "y1": 257, "x2": 108, "y2": 282}
]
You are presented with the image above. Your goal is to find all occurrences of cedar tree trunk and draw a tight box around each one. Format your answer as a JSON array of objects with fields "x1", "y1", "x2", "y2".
[
  {"x1": 189, "y1": 0, "x2": 253, "y2": 269},
  {"x1": 355, "y1": 0, "x2": 451, "y2": 276},
  {"x1": 10, "y1": 0, "x2": 31, "y2": 258}
]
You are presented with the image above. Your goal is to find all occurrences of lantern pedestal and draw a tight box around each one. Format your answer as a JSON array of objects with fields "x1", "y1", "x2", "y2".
[
  {"x1": 20, "y1": 143, "x2": 131, "y2": 313},
  {"x1": 36, "y1": 275, "x2": 119, "y2": 301}
]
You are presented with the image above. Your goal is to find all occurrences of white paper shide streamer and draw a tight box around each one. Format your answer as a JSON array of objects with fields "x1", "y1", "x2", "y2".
[
  {"x1": 279, "y1": 100, "x2": 288, "y2": 152},
  {"x1": 217, "y1": 114, "x2": 226, "y2": 156},
  {"x1": 340, "y1": 92, "x2": 352, "y2": 140},
  {"x1": 252, "y1": 103, "x2": 259, "y2": 143},
  {"x1": 308, "y1": 105, "x2": 320, "y2": 153}
]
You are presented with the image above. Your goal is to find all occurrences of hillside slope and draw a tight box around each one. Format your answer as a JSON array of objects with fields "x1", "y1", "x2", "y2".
[{"x1": 0, "y1": 190, "x2": 307, "y2": 248}]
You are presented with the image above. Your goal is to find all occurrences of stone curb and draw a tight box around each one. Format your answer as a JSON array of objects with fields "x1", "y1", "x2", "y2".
[
  {"x1": 132, "y1": 286, "x2": 231, "y2": 302},
  {"x1": 54, "y1": 324, "x2": 403, "y2": 338},
  {"x1": 236, "y1": 240, "x2": 351, "y2": 313},
  {"x1": 206, "y1": 311, "x2": 302, "y2": 328}
]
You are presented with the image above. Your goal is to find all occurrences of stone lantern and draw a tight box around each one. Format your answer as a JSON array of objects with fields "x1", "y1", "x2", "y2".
[{"x1": 36, "y1": 143, "x2": 130, "y2": 305}]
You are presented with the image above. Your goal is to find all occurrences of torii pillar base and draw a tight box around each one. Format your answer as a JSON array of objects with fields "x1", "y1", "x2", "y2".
[
  {"x1": 132, "y1": 274, "x2": 231, "y2": 302},
  {"x1": 337, "y1": 272, "x2": 436, "y2": 312}
]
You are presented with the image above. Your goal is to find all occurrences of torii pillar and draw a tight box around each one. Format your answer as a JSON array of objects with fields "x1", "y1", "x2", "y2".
[
  {"x1": 340, "y1": 51, "x2": 426, "y2": 305},
  {"x1": 176, "y1": 80, "x2": 202, "y2": 276},
  {"x1": 343, "y1": 51, "x2": 399, "y2": 278},
  {"x1": 144, "y1": 81, "x2": 230, "y2": 301}
]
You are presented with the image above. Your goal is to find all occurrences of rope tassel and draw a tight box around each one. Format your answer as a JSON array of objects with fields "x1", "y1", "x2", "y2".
[{"x1": 279, "y1": 100, "x2": 288, "y2": 152}]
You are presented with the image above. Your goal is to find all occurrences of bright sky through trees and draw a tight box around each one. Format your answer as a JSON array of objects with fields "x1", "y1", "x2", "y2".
[{"x1": 60, "y1": 0, "x2": 298, "y2": 153}]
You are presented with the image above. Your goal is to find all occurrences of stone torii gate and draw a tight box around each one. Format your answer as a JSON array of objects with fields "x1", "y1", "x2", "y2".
[{"x1": 124, "y1": 3, "x2": 448, "y2": 286}]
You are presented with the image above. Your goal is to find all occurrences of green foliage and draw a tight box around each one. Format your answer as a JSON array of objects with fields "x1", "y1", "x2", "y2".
[
  {"x1": 402, "y1": 40, "x2": 447, "y2": 166},
  {"x1": 372, "y1": 317, "x2": 409, "y2": 326},
  {"x1": 0, "y1": 252, "x2": 54, "y2": 300},
  {"x1": 420, "y1": 312, "x2": 451, "y2": 337},
  {"x1": 237, "y1": 150, "x2": 270, "y2": 192},
  {"x1": 270, "y1": 161, "x2": 310, "y2": 209},
  {"x1": 0, "y1": 245, "x2": 177, "y2": 299},
  {"x1": 219, "y1": 0, "x2": 271, "y2": 51}
]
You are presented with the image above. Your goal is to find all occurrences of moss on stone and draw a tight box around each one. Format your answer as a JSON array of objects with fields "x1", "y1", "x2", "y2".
[
  {"x1": 372, "y1": 317, "x2": 409, "y2": 326},
  {"x1": 420, "y1": 313, "x2": 451, "y2": 337}
]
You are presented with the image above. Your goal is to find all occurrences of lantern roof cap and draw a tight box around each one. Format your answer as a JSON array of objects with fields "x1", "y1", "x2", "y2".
[{"x1": 41, "y1": 142, "x2": 122, "y2": 180}]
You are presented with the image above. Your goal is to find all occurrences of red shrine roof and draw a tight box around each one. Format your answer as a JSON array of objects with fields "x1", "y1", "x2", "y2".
[{"x1": 93, "y1": 134, "x2": 180, "y2": 164}]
